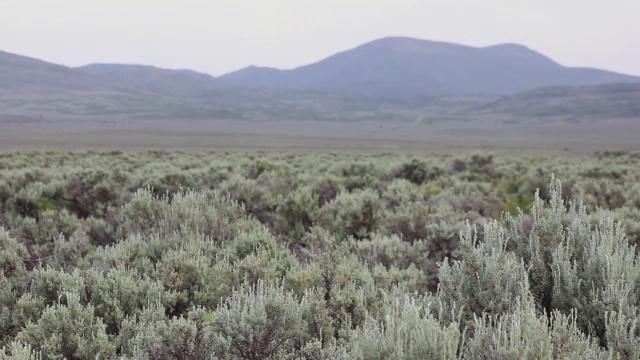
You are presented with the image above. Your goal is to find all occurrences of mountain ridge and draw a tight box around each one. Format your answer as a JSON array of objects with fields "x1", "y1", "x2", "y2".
[
  {"x1": 1, "y1": 37, "x2": 639, "y2": 123},
  {"x1": 218, "y1": 36, "x2": 639, "y2": 97}
]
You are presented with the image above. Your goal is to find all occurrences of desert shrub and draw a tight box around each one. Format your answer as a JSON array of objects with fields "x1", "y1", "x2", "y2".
[
  {"x1": 605, "y1": 310, "x2": 640, "y2": 359},
  {"x1": 463, "y1": 295, "x2": 604, "y2": 359},
  {"x1": 1, "y1": 150, "x2": 640, "y2": 357},
  {"x1": 307, "y1": 243, "x2": 379, "y2": 337},
  {"x1": 459, "y1": 153, "x2": 501, "y2": 181},
  {"x1": 10, "y1": 294, "x2": 47, "y2": 344},
  {"x1": 495, "y1": 176, "x2": 536, "y2": 215},
  {"x1": 0, "y1": 342, "x2": 42, "y2": 360},
  {"x1": 352, "y1": 294, "x2": 461, "y2": 360},
  {"x1": 14, "y1": 293, "x2": 116, "y2": 360},
  {"x1": 551, "y1": 217, "x2": 640, "y2": 346},
  {"x1": 583, "y1": 180, "x2": 627, "y2": 210},
  {"x1": 8, "y1": 209, "x2": 81, "y2": 261},
  {"x1": 0, "y1": 273, "x2": 19, "y2": 347},
  {"x1": 7, "y1": 186, "x2": 44, "y2": 220},
  {"x1": 353, "y1": 234, "x2": 431, "y2": 272},
  {"x1": 89, "y1": 234, "x2": 157, "y2": 275},
  {"x1": 437, "y1": 221, "x2": 531, "y2": 324},
  {"x1": 145, "y1": 171, "x2": 198, "y2": 196},
  {"x1": 254, "y1": 167, "x2": 297, "y2": 199},
  {"x1": 386, "y1": 201, "x2": 464, "y2": 284},
  {"x1": 275, "y1": 186, "x2": 320, "y2": 242},
  {"x1": 0, "y1": 229, "x2": 28, "y2": 278},
  {"x1": 87, "y1": 268, "x2": 165, "y2": 336},
  {"x1": 336, "y1": 161, "x2": 381, "y2": 192},
  {"x1": 156, "y1": 247, "x2": 224, "y2": 316},
  {"x1": 526, "y1": 173, "x2": 574, "y2": 204},
  {"x1": 245, "y1": 159, "x2": 278, "y2": 180},
  {"x1": 122, "y1": 304, "x2": 216, "y2": 360},
  {"x1": 393, "y1": 158, "x2": 444, "y2": 185},
  {"x1": 27, "y1": 268, "x2": 88, "y2": 306},
  {"x1": 50, "y1": 231, "x2": 92, "y2": 271},
  {"x1": 210, "y1": 280, "x2": 308, "y2": 359},
  {"x1": 353, "y1": 235, "x2": 435, "y2": 292},
  {"x1": 218, "y1": 175, "x2": 277, "y2": 225},
  {"x1": 62, "y1": 170, "x2": 120, "y2": 218},
  {"x1": 445, "y1": 181, "x2": 497, "y2": 218},
  {"x1": 319, "y1": 189, "x2": 385, "y2": 241},
  {"x1": 119, "y1": 187, "x2": 255, "y2": 244},
  {"x1": 83, "y1": 213, "x2": 121, "y2": 247},
  {"x1": 500, "y1": 176, "x2": 640, "y2": 348},
  {"x1": 0, "y1": 181, "x2": 11, "y2": 214},
  {"x1": 382, "y1": 179, "x2": 423, "y2": 210},
  {"x1": 312, "y1": 175, "x2": 343, "y2": 206}
]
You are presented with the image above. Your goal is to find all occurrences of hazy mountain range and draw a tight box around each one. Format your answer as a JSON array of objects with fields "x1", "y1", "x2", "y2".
[
  {"x1": 1, "y1": 37, "x2": 639, "y2": 123},
  {"x1": 220, "y1": 37, "x2": 638, "y2": 98}
]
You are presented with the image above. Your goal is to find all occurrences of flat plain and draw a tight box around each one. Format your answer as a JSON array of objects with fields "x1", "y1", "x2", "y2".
[{"x1": 2, "y1": 117, "x2": 639, "y2": 154}]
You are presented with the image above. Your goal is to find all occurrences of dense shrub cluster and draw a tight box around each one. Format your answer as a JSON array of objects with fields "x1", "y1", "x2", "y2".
[{"x1": 0, "y1": 150, "x2": 639, "y2": 358}]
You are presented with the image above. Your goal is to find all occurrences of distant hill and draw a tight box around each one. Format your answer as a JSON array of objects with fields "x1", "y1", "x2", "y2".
[
  {"x1": 219, "y1": 37, "x2": 640, "y2": 98},
  {"x1": 471, "y1": 82, "x2": 640, "y2": 119},
  {"x1": 3, "y1": 50, "x2": 477, "y2": 122},
  {"x1": 77, "y1": 64, "x2": 224, "y2": 98},
  {"x1": 1, "y1": 41, "x2": 639, "y2": 124},
  {"x1": 0, "y1": 51, "x2": 112, "y2": 94}
]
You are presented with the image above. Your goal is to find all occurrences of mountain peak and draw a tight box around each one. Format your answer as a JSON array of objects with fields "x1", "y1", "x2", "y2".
[
  {"x1": 218, "y1": 37, "x2": 639, "y2": 97},
  {"x1": 482, "y1": 43, "x2": 541, "y2": 56}
]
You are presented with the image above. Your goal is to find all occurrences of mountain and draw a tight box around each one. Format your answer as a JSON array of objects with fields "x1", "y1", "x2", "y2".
[
  {"x1": 471, "y1": 82, "x2": 640, "y2": 119},
  {"x1": 3, "y1": 50, "x2": 469, "y2": 122},
  {"x1": 1, "y1": 41, "x2": 639, "y2": 124},
  {"x1": 0, "y1": 51, "x2": 112, "y2": 95},
  {"x1": 77, "y1": 64, "x2": 225, "y2": 98},
  {"x1": 218, "y1": 37, "x2": 640, "y2": 98}
]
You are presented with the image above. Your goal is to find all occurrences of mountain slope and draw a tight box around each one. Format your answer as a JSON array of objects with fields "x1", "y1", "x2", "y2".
[
  {"x1": 77, "y1": 64, "x2": 225, "y2": 98},
  {"x1": 2, "y1": 46, "x2": 639, "y2": 123},
  {"x1": 0, "y1": 51, "x2": 114, "y2": 95},
  {"x1": 471, "y1": 82, "x2": 640, "y2": 119},
  {"x1": 3, "y1": 50, "x2": 480, "y2": 122},
  {"x1": 219, "y1": 37, "x2": 640, "y2": 98}
]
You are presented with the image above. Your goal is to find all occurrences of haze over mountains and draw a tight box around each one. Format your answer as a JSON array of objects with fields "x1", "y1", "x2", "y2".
[
  {"x1": 1, "y1": 37, "x2": 639, "y2": 123},
  {"x1": 219, "y1": 37, "x2": 639, "y2": 98}
]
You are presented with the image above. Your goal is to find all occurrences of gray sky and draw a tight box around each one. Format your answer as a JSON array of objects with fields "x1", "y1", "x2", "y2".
[{"x1": 1, "y1": 0, "x2": 638, "y2": 76}]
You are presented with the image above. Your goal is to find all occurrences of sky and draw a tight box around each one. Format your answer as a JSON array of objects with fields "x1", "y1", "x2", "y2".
[{"x1": 1, "y1": 0, "x2": 638, "y2": 76}]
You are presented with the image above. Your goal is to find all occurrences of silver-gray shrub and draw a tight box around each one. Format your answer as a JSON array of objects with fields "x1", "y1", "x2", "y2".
[
  {"x1": 428, "y1": 175, "x2": 640, "y2": 357},
  {"x1": 13, "y1": 292, "x2": 116, "y2": 360},
  {"x1": 318, "y1": 188, "x2": 385, "y2": 241},
  {"x1": 274, "y1": 185, "x2": 320, "y2": 242},
  {"x1": 209, "y1": 280, "x2": 309, "y2": 359},
  {"x1": 351, "y1": 293, "x2": 461, "y2": 360}
]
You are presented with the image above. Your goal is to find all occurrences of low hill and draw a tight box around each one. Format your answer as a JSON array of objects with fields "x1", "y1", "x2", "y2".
[
  {"x1": 472, "y1": 82, "x2": 640, "y2": 119},
  {"x1": 0, "y1": 51, "x2": 113, "y2": 94},
  {"x1": 1, "y1": 46, "x2": 639, "y2": 124},
  {"x1": 3, "y1": 51, "x2": 485, "y2": 122},
  {"x1": 77, "y1": 64, "x2": 224, "y2": 98},
  {"x1": 219, "y1": 37, "x2": 639, "y2": 98}
]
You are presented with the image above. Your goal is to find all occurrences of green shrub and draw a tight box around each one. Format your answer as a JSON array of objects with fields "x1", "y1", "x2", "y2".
[
  {"x1": 210, "y1": 280, "x2": 308, "y2": 359},
  {"x1": 275, "y1": 186, "x2": 320, "y2": 242},
  {"x1": 352, "y1": 294, "x2": 461, "y2": 360},
  {"x1": 0, "y1": 229, "x2": 28, "y2": 278},
  {"x1": 14, "y1": 293, "x2": 116, "y2": 360},
  {"x1": 393, "y1": 158, "x2": 444, "y2": 185},
  {"x1": 319, "y1": 189, "x2": 385, "y2": 241}
]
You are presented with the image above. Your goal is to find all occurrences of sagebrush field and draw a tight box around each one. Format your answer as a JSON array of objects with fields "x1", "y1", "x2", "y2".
[{"x1": 1, "y1": 150, "x2": 640, "y2": 359}]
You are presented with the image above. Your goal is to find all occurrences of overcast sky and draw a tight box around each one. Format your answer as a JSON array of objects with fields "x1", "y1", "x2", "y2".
[{"x1": 1, "y1": 0, "x2": 638, "y2": 76}]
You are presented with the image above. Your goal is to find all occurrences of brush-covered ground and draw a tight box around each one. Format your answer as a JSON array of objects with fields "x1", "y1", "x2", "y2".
[{"x1": 1, "y1": 150, "x2": 639, "y2": 359}]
